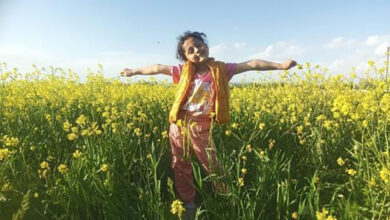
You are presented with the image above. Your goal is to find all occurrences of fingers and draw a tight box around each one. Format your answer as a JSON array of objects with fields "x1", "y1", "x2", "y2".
[
  {"x1": 287, "y1": 59, "x2": 298, "y2": 69},
  {"x1": 291, "y1": 60, "x2": 297, "y2": 67},
  {"x1": 120, "y1": 68, "x2": 133, "y2": 77}
]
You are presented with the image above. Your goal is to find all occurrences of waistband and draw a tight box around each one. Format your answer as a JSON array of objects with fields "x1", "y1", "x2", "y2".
[{"x1": 177, "y1": 110, "x2": 212, "y2": 123}]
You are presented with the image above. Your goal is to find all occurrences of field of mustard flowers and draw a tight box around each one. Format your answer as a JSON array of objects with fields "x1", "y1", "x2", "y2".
[{"x1": 0, "y1": 61, "x2": 390, "y2": 219}]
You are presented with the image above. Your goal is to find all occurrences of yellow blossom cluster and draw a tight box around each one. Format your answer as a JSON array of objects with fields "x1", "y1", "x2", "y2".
[
  {"x1": 1, "y1": 62, "x2": 390, "y2": 218},
  {"x1": 38, "y1": 161, "x2": 50, "y2": 179},
  {"x1": 2, "y1": 135, "x2": 19, "y2": 147},
  {"x1": 316, "y1": 207, "x2": 337, "y2": 220},
  {"x1": 380, "y1": 167, "x2": 390, "y2": 183},
  {"x1": 170, "y1": 199, "x2": 185, "y2": 218},
  {"x1": 58, "y1": 164, "x2": 68, "y2": 174},
  {"x1": 0, "y1": 148, "x2": 13, "y2": 161}
]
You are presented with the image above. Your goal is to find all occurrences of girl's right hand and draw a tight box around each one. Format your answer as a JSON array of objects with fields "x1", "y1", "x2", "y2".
[{"x1": 120, "y1": 68, "x2": 136, "y2": 77}]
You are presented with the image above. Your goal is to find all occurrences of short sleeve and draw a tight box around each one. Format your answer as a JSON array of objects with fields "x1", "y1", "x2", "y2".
[
  {"x1": 226, "y1": 63, "x2": 237, "y2": 81},
  {"x1": 170, "y1": 64, "x2": 183, "y2": 84}
]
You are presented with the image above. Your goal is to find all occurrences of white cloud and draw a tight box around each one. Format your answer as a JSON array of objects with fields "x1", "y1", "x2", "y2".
[
  {"x1": 323, "y1": 34, "x2": 390, "y2": 75},
  {"x1": 366, "y1": 35, "x2": 379, "y2": 46},
  {"x1": 0, "y1": 45, "x2": 51, "y2": 63},
  {"x1": 209, "y1": 44, "x2": 228, "y2": 56},
  {"x1": 249, "y1": 41, "x2": 306, "y2": 60},
  {"x1": 329, "y1": 59, "x2": 345, "y2": 72},
  {"x1": 374, "y1": 42, "x2": 389, "y2": 56},
  {"x1": 233, "y1": 42, "x2": 246, "y2": 49},
  {"x1": 324, "y1": 37, "x2": 356, "y2": 49}
]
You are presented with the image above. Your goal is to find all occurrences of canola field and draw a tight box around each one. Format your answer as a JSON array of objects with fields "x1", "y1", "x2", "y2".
[{"x1": 0, "y1": 62, "x2": 390, "y2": 219}]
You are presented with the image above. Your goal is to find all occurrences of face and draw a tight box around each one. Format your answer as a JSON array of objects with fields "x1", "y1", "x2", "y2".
[{"x1": 182, "y1": 37, "x2": 209, "y2": 64}]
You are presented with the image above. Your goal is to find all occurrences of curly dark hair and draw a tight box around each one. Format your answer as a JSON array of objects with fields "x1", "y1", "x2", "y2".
[{"x1": 176, "y1": 31, "x2": 208, "y2": 62}]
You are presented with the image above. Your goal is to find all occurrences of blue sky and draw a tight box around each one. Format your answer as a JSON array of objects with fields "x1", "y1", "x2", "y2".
[{"x1": 1, "y1": 0, "x2": 389, "y2": 82}]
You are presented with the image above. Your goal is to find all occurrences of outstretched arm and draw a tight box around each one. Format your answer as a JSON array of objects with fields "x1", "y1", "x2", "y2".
[
  {"x1": 120, "y1": 64, "x2": 171, "y2": 77},
  {"x1": 232, "y1": 59, "x2": 297, "y2": 75}
]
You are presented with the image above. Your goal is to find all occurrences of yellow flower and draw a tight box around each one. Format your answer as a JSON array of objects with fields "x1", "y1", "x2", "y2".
[
  {"x1": 316, "y1": 114, "x2": 327, "y2": 122},
  {"x1": 246, "y1": 144, "x2": 252, "y2": 152},
  {"x1": 161, "y1": 131, "x2": 168, "y2": 139},
  {"x1": 112, "y1": 123, "x2": 119, "y2": 133},
  {"x1": 225, "y1": 130, "x2": 232, "y2": 136},
  {"x1": 56, "y1": 115, "x2": 62, "y2": 121},
  {"x1": 58, "y1": 164, "x2": 68, "y2": 174},
  {"x1": 40, "y1": 161, "x2": 49, "y2": 169},
  {"x1": 67, "y1": 133, "x2": 78, "y2": 141},
  {"x1": 33, "y1": 192, "x2": 39, "y2": 198},
  {"x1": 241, "y1": 155, "x2": 247, "y2": 161},
  {"x1": 350, "y1": 113, "x2": 359, "y2": 120},
  {"x1": 337, "y1": 157, "x2": 345, "y2": 166},
  {"x1": 259, "y1": 149, "x2": 265, "y2": 156},
  {"x1": 296, "y1": 125, "x2": 303, "y2": 134},
  {"x1": 346, "y1": 169, "x2": 356, "y2": 176},
  {"x1": 134, "y1": 128, "x2": 142, "y2": 137},
  {"x1": 258, "y1": 123, "x2": 265, "y2": 130},
  {"x1": 170, "y1": 199, "x2": 185, "y2": 218},
  {"x1": 73, "y1": 149, "x2": 82, "y2": 158},
  {"x1": 323, "y1": 120, "x2": 332, "y2": 129},
  {"x1": 71, "y1": 126, "x2": 78, "y2": 133},
  {"x1": 292, "y1": 211, "x2": 299, "y2": 219},
  {"x1": 3, "y1": 135, "x2": 19, "y2": 147},
  {"x1": 241, "y1": 168, "x2": 247, "y2": 175},
  {"x1": 102, "y1": 111, "x2": 110, "y2": 118},
  {"x1": 81, "y1": 128, "x2": 90, "y2": 136},
  {"x1": 238, "y1": 177, "x2": 244, "y2": 187},
  {"x1": 45, "y1": 114, "x2": 52, "y2": 122},
  {"x1": 100, "y1": 164, "x2": 109, "y2": 172},
  {"x1": 369, "y1": 177, "x2": 376, "y2": 186},
  {"x1": 316, "y1": 207, "x2": 336, "y2": 220},
  {"x1": 0, "y1": 148, "x2": 12, "y2": 161},
  {"x1": 2, "y1": 183, "x2": 10, "y2": 192},
  {"x1": 268, "y1": 139, "x2": 275, "y2": 150},
  {"x1": 63, "y1": 121, "x2": 71, "y2": 132},
  {"x1": 380, "y1": 167, "x2": 390, "y2": 183}
]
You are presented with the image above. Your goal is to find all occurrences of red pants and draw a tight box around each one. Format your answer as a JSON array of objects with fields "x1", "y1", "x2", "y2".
[{"x1": 169, "y1": 112, "x2": 221, "y2": 204}]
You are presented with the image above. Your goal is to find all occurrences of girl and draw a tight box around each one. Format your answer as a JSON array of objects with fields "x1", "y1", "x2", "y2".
[{"x1": 120, "y1": 31, "x2": 297, "y2": 218}]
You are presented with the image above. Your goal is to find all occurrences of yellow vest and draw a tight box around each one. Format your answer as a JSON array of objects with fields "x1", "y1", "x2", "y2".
[{"x1": 169, "y1": 58, "x2": 230, "y2": 124}]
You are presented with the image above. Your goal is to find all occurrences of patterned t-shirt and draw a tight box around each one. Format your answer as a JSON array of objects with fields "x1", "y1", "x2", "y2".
[{"x1": 170, "y1": 63, "x2": 236, "y2": 116}]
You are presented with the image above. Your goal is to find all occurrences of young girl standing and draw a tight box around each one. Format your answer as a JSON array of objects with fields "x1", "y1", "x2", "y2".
[{"x1": 121, "y1": 31, "x2": 297, "y2": 218}]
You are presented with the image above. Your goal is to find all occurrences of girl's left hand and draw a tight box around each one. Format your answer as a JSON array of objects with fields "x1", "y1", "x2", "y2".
[
  {"x1": 120, "y1": 68, "x2": 135, "y2": 77},
  {"x1": 281, "y1": 59, "x2": 297, "y2": 70}
]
